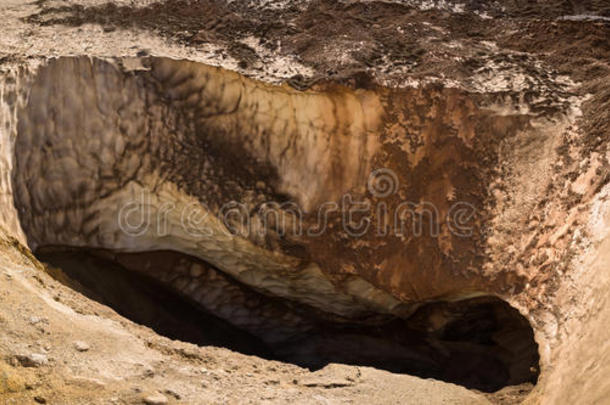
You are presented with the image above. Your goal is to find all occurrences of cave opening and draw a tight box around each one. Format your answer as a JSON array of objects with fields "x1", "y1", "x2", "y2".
[
  {"x1": 14, "y1": 56, "x2": 540, "y2": 394},
  {"x1": 36, "y1": 246, "x2": 539, "y2": 393}
]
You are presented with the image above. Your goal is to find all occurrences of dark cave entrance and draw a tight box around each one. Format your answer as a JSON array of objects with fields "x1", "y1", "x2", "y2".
[
  {"x1": 14, "y1": 55, "x2": 541, "y2": 394},
  {"x1": 36, "y1": 246, "x2": 539, "y2": 393}
]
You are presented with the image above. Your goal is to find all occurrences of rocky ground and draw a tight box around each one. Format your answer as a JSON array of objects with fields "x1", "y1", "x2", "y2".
[{"x1": 0, "y1": 0, "x2": 609, "y2": 404}]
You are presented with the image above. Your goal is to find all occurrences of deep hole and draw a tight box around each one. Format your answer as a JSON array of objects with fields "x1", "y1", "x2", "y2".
[
  {"x1": 36, "y1": 246, "x2": 540, "y2": 393},
  {"x1": 14, "y1": 57, "x2": 540, "y2": 395}
]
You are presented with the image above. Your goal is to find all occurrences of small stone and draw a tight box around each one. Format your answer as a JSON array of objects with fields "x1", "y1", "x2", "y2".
[
  {"x1": 74, "y1": 341, "x2": 90, "y2": 352},
  {"x1": 28, "y1": 316, "x2": 42, "y2": 325},
  {"x1": 142, "y1": 367, "x2": 154, "y2": 378},
  {"x1": 15, "y1": 353, "x2": 48, "y2": 368},
  {"x1": 143, "y1": 392, "x2": 168, "y2": 405},
  {"x1": 33, "y1": 396, "x2": 46, "y2": 404},
  {"x1": 164, "y1": 389, "x2": 181, "y2": 400}
]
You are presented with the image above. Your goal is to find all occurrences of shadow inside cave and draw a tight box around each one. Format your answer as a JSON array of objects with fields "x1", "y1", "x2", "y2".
[{"x1": 37, "y1": 247, "x2": 539, "y2": 393}]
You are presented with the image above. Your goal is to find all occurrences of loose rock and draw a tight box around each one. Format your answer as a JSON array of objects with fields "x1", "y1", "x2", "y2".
[
  {"x1": 14, "y1": 353, "x2": 48, "y2": 368},
  {"x1": 74, "y1": 341, "x2": 90, "y2": 352},
  {"x1": 143, "y1": 392, "x2": 168, "y2": 405}
]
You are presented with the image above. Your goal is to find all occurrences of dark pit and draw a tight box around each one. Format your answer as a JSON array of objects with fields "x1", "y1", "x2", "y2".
[
  {"x1": 37, "y1": 247, "x2": 539, "y2": 392},
  {"x1": 14, "y1": 56, "x2": 540, "y2": 394}
]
